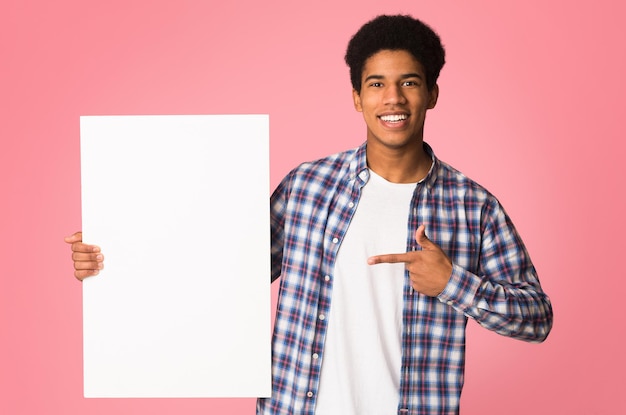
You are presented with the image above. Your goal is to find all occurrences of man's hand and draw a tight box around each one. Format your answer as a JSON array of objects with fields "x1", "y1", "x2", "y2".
[
  {"x1": 367, "y1": 225, "x2": 453, "y2": 297},
  {"x1": 64, "y1": 232, "x2": 103, "y2": 281}
]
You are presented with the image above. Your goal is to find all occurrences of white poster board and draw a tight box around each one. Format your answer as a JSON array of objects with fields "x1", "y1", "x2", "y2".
[{"x1": 80, "y1": 115, "x2": 271, "y2": 398}]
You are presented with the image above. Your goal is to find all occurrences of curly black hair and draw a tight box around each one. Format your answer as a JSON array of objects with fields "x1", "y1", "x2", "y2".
[{"x1": 345, "y1": 15, "x2": 446, "y2": 93}]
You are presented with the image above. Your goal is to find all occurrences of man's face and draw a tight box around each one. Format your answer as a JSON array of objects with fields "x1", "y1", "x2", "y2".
[{"x1": 353, "y1": 49, "x2": 438, "y2": 151}]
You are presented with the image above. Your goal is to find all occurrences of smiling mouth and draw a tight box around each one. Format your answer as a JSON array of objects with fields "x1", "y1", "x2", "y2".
[{"x1": 379, "y1": 114, "x2": 408, "y2": 123}]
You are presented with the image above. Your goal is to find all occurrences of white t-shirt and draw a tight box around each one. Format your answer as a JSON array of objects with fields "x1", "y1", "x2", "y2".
[{"x1": 315, "y1": 170, "x2": 416, "y2": 414}]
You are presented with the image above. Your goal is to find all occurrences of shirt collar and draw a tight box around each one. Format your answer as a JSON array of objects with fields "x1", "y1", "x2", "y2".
[{"x1": 349, "y1": 141, "x2": 439, "y2": 189}]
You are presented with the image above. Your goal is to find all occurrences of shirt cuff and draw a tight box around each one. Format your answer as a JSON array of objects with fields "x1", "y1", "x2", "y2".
[{"x1": 437, "y1": 263, "x2": 482, "y2": 313}]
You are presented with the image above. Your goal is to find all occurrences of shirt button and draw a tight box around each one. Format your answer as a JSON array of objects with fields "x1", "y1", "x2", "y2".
[
  {"x1": 324, "y1": 275, "x2": 330, "y2": 282},
  {"x1": 332, "y1": 237, "x2": 339, "y2": 244},
  {"x1": 447, "y1": 301, "x2": 453, "y2": 306},
  {"x1": 307, "y1": 391, "x2": 314, "y2": 398},
  {"x1": 319, "y1": 314, "x2": 326, "y2": 321},
  {"x1": 348, "y1": 202, "x2": 354, "y2": 208},
  {"x1": 312, "y1": 353, "x2": 319, "y2": 359}
]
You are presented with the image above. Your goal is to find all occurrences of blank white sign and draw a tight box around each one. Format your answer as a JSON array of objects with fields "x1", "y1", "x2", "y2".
[{"x1": 80, "y1": 115, "x2": 271, "y2": 398}]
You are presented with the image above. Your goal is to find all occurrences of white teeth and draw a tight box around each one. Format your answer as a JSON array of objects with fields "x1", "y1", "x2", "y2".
[{"x1": 380, "y1": 114, "x2": 407, "y2": 122}]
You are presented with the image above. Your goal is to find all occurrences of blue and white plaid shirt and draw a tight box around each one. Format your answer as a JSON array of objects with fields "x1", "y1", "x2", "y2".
[{"x1": 257, "y1": 142, "x2": 553, "y2": 415}]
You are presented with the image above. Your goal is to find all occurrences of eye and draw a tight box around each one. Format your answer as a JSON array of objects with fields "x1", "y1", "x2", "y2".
[
  {"x1": 369, "y1": 82, "x2": 383, "y2": 88},
  {"x1": 402, "y1": 80, "x2": 418, "y2": 87}
]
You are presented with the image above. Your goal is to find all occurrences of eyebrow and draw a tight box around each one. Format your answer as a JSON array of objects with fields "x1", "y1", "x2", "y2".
[{"x1": 363, "y1": 73, "x2": 424, "y2": 83}]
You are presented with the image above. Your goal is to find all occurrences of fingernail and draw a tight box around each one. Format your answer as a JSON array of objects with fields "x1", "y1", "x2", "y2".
[{"x1": 96, "y1": 254, "x2": 104, "y2": 260}]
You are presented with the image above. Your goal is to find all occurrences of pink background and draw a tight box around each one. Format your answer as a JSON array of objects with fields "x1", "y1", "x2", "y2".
[{"x1": 1, "y1": 0, "x2": 624, "y2": 414}]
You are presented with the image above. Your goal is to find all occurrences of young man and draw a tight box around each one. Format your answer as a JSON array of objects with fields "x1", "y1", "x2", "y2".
[{"x1": 67, "y1": 15, "x2": 553, "y2": 415}]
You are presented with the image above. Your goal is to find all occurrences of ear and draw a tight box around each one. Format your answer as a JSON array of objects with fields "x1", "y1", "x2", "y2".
[
  {"x1": 427, "y1": 84, "x2": 439, "y2": 109},
  {"x1": 352, "y1": 89, "x2": 363, "y2": 112}
]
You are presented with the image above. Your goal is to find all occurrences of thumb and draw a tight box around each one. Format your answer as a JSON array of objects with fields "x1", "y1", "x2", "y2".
[
  {"x1": 64, "y1": 231, "x2": 82, "y2": 244},
  {"x1": 414, "y1": 225, "x2": 434, "y2": 250}
]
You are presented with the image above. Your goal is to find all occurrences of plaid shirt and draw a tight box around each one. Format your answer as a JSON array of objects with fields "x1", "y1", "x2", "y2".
[{"x1": 257, "y1": 142, "x2": 553, "y2": 415}]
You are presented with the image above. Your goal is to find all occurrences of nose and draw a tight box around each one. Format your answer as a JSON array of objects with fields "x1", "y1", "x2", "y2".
[{"x1": 383, "y1": 84, "x2": 406, "y2": 105}]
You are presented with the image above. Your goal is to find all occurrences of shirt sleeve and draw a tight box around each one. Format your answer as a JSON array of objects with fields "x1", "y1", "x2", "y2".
[
  {"x1": 437, "y1": 198, "x2": 553, "y2": 343},
  {"x1": 269, "y1": 172, "x2": 291, "y2": 283}
]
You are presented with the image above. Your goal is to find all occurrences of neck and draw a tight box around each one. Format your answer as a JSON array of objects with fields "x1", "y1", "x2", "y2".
[{"x1": 366, "y1": 140, "x2": 432, "y2": 183}]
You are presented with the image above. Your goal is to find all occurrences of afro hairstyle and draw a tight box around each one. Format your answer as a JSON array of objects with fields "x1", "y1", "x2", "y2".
[{"x1": 345, "y1": 15, "x2": 446, "y2": 93}]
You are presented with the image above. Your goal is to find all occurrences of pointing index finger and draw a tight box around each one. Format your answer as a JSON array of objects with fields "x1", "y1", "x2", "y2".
[{"x1": 367, "y1": 252, "x2": 412, "y2": 265}]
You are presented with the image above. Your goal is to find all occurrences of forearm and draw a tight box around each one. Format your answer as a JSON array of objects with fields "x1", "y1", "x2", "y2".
[{"x1": 438, "y1": 264, "x2": 553, "y2": 342}]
